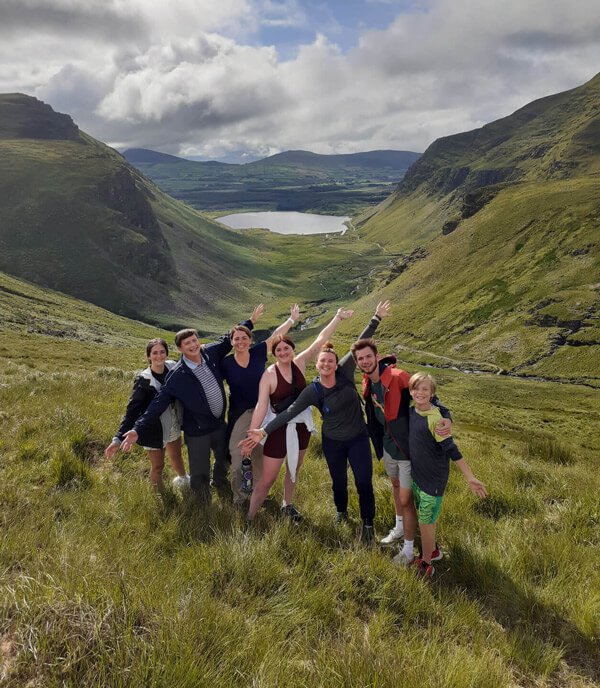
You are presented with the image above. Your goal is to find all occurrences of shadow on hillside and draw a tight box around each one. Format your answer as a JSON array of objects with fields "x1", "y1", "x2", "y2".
[{"x1": 437, "y1": 545, "x2": 599, "y2": 683}]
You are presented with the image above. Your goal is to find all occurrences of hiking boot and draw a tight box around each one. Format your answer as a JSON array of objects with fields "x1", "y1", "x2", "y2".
[
  {"x1": 380, "y1": 524, "x2": 404, "y2": 546},
  {"x1": 335, "y1": 511, "x2": 349, "y2": 523},
  {"x1": 281, "y1": 504, "x2": 303, "y2": 522},
  {"x1": 360, "y1": 524, "x2": 375, "y2": 545}
]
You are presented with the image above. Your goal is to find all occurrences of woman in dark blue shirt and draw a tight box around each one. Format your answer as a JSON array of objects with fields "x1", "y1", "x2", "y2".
[{"x1": 221, "y1": 304, "x2": 299, "y2": 506}]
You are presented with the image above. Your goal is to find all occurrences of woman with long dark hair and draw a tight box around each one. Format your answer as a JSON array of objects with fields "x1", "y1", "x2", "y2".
[{"x1": 104, "y1": 338, "x2": 187, "y2": 491}]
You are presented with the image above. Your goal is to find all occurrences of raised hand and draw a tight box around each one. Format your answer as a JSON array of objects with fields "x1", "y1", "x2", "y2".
[
  {"x1": 290, "y1": 304, "x2": 300, "y2": 323},
  {"x1": 336, "y1": 307, "x2": 354, "y2": 320},
  {"x1": 375, "y1": 300, "x2": 391, "y2": 319},
  {"x1": 251, "y1": 303, "x2": 265, "y2": 324}
]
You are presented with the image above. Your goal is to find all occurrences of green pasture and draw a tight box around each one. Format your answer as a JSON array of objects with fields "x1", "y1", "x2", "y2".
[{"x1": 0, "y1": 291, "x2": 598, "y2": 688}]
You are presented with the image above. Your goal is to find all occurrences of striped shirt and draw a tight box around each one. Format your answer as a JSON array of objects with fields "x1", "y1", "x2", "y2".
[{"x1": 183, "y1": 355, "x2": 224, "y2": 418}]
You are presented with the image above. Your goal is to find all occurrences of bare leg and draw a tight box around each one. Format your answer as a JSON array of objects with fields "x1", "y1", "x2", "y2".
[
  {"x1": 391, "y1": 477, "x2": 403, "y2": 517},
  {"x1": 147, "y1": 449, "x2": 166, "y2": 491},
  {"x1": 399, "y1": 486, "x2": 417, "y2": 541},
  {"x1": 247, "y1": 455, "x2": 284, "y2": 519},
  {"x1": 165, "y1": 437, "x2": 186, "y2": 477},
  {"x1": 419, "y1": 522, "x2": 437, "y2": 565},
  {"x1": 283, "y1": 449, "x2": 306, "y2": 505}
]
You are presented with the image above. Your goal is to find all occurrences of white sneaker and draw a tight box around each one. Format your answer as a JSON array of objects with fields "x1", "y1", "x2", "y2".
[
  {"x1": 380, "y1": 525, "x2": 404, "y2": 546},
  {"x1": 172, "y1": 474, "x2": 190, "y2": 490},
  {"x1": 391, "y1": 551, "x2": 413, "y2": 567}
]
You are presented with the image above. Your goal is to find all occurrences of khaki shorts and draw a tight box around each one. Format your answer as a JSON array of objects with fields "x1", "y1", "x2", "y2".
[
  {"x1": 142, "y1": 413, "x2": 181, "y2": 451},
  {"x1": 382, "y1": 450, "x2": 412, "y2": 489}
]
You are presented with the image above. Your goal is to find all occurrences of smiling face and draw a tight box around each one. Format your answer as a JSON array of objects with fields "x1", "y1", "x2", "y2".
[
  {"x1": 148, "y1": 343, "x2": 168, "y2": 370},
  {"x1": 410, "y1": 381, "x2": 434, "y2": 411},
  {"x1": 177, "y1": 333, "x2": 202, "y2": 362},
  {"x1": 274, "y1": 339, "x2": 295, "y2": 364},
  {"x1": 353, "y1": 345, "x2": 378, "y2": 375},
  {"x1": 316, "y1": 351, "x2": 338, "y2": 378},
  {"x1": 231, "y1": 328, "x2": 251, "y2": 353}
]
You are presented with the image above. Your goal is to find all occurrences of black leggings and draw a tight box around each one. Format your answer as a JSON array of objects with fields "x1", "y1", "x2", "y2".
[{"x1": 322, "y1": 429, "x2": 375, "y2": 525}]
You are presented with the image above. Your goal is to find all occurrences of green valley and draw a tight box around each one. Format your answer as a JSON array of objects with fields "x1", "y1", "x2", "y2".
[{"x1": 0, "y1": 269, "x2": 598, "y2": 687}]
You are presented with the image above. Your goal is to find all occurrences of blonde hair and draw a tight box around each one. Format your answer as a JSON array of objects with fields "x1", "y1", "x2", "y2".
[{"x1": 408, "y1": 372, "x2": 437, "y2": 396}]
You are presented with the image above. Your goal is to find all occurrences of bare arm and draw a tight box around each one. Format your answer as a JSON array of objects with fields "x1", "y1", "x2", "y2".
[
  {"x1": 294, "y1": 307, "x2": 354, "y2": 371},
  {"x1": 248, "y1": 369, "x2": 275, "y2": 429},
  {"x1": 264, "y1": 304, "x2": 300, "y2": 350},
  {"x1": 453, "y1": 458, "x2": 488, "y2": 498}
]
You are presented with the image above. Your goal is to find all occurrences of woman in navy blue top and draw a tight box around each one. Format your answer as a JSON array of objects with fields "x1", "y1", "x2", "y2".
[{"x1": 221, "y1": 304, "x2": 299, "y2": 506}]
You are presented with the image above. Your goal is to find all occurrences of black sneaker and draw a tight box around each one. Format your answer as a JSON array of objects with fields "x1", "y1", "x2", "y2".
[
  {"x1": 360, "y1": 524, "x2": 374, "y2": 544},
  {"x1": 335, "y1": 511, "x2": 349, "y2": 523},
  {"x1": 281, "y1": 504, "x2": 303, "y2": 522}
]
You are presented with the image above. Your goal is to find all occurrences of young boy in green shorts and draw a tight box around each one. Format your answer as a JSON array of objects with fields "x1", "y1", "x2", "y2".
[{"x1": 406, "y1": 372, "x2": 488, "y2": 578}]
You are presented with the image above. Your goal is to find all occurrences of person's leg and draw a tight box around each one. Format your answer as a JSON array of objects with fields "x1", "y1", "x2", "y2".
[
  {"x1": 322, "y1": 435, "x2": 349, "y2": 516},
  {"x1": 347, "y1": 433, "x2": 375, "y2": 526},
  {"x1": 147, "y1": 449, "x2": 166, "y2": 490},
  {"x1": 185, "y1": 434, "x2": 212, "y2": 500},
  {"x1": 420, "y1": 522, "x2": 437, "y2": 565},
  {"x1": 210, "y1": 423, "x2": 230, "y2": 486},
  {"x1": 165, "y1": 437, "x2": 186, "y2": 477},
  {"x1": 247, "y1": 456, "x2": 284, "y2": 519},
  {"x1": 229, "y1": 411, "x2": 252, "y2": 505},
  {"x1": 282, "y1": 449, "x2": 306, "y2": 506},
  {"x1": 397, "y1": 459, "x2": 416, "y2": 558}
]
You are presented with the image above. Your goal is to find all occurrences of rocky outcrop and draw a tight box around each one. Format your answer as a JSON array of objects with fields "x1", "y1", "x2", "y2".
[{"x1": 0, "y1": 93, "x2": 79, "y2": 140}]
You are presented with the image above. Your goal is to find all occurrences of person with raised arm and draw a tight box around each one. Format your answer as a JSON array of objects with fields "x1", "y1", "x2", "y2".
[
  {"x1": 221, "y1": 304, "x2": 300, "y2": 508},
  {"x1": 242, "y1": 302, "x2": 390, "y2": 542},
  {"x1": 120, "y1": 306, "x2": 261, "y2": 503},
  {"x1": 242, "y1": 307, "x2": 354, "y2": 522}
]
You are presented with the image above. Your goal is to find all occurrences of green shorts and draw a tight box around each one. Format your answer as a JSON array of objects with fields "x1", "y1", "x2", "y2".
[{"x1": 412, "y1": 481, "x2": 443, "y2": 525}]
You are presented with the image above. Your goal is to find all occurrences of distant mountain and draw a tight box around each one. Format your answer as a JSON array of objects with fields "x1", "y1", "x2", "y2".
[
  {"x1": 0, "y1": 94, "x2": 379, "y2": 329},
  {"x1": 123, "y1": 148, "x2": 189, "y2": 164},
  {"x1": 123, "y1": 147, "x2": 421, "y2": 215},
  {"x1": 355, "y1": 73, "x2": 600, "y2": 382}
]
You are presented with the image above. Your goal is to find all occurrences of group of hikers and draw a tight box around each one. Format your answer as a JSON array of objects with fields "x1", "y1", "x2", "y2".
[{"x1": 105, "y1": 301, "x2": 487, "y2": 578}]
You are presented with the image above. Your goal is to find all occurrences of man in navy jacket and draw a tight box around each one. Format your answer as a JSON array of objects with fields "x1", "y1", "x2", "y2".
[{"x1": 121, "y1": 312, "x2": 258, "y2": 501}]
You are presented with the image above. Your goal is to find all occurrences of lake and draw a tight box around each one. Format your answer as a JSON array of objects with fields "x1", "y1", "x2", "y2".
[{"x1": 219, "y1": 211, "x2": 350, "y2": 235}]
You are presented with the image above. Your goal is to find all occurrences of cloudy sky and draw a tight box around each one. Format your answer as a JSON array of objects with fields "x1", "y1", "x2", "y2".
[{"x1": 2, "y1": 0, "x2": 600, "y2": 161}]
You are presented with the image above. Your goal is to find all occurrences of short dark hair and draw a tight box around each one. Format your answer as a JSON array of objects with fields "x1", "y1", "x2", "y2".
[
  {"x1": 175, "y1": 328, "x2": 199, "y2": 347},
  {"x1": 229, "y1": 324, "x2": 253, "y2": 340},
  {"x1": 146, "y1": 338, "x2": 169, "y2": 359},
  {"x1": 271, "y1": 334, "x2": 296, "y2": 356},
  {"x1": 350, "y1": 337, "x2": 378, "y2": 359}
]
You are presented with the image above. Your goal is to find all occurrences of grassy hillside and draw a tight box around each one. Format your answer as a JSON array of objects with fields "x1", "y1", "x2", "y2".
[
  {"x1": 124, "y1": 148, "x2": 420, "y2": 215},
  {"x1": 0, "y1": 273, "x2": 598, "y2": 687},
  {"x1": 0, "y1": 94, "x2": 387, "y2": 330},
  {"x1": 353, "y1": 74, "x2": 600, "y2": 382}
]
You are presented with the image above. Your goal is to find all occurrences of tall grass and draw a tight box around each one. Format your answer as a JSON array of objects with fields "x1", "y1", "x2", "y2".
[{"x1": 1, "y1": 358, "x2": 599, "y2": 687}]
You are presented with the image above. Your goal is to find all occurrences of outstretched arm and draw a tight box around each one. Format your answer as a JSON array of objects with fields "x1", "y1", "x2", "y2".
[
  {"x1": 294, "y1": 307, "x2": 354, "y2": 371},
  {"x1": 453, "y1": 458, "x2": 488, "y2": 498},
  {"x1": 264, "y1": 304, "x2": 300, "y2": 350}
]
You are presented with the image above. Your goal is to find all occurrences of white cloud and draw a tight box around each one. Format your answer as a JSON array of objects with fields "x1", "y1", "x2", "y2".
[{"x1": 2, "y1": 0, "x2": 600, "y2": 157}]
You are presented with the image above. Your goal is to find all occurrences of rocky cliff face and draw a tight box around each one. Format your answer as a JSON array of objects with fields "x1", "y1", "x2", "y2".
[{"x1": 0, "y1": 93, "x2": 79, "y2": 140}]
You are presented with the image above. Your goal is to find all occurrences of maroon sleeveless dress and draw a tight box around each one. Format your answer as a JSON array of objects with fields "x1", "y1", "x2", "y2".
[{"x1": 264, "y1": 362, "x2": 311, "y2": 459}]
